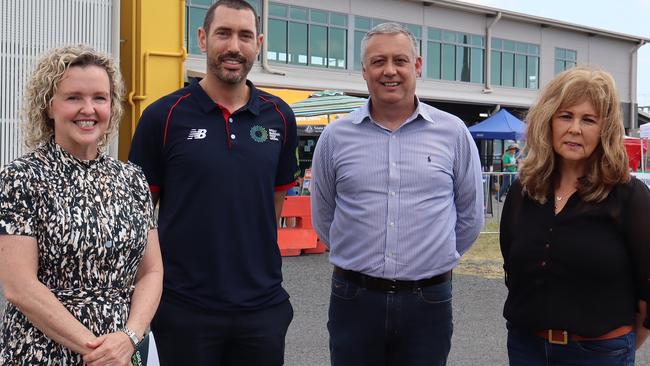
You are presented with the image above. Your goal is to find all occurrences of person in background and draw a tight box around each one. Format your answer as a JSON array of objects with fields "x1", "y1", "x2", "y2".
[
  {"x1": 311, "y1": 23, "x2": 484, "y2": 366},
  {"x1": 500, "y1": 66, "x2": 650, "y2": 365},
  {"x1": 497, "y1": 143, "x2": 519, "y2": 202},
  {"x1": 128, "y1": 0, "x2": 299, "y2": 365},
  {"x1": 0, "y1": 45, "x2": 162, "y2": 365}
]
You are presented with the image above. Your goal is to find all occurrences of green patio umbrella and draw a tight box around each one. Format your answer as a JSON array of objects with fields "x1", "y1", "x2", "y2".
[{"x1": 290, "y1": 90, "x2": 367, "y2": 118}]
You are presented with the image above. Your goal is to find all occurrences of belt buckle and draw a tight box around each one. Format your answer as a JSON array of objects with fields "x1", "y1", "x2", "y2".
[{"x1": 548, "y1": 330, "x2": 568, "y2": 345}]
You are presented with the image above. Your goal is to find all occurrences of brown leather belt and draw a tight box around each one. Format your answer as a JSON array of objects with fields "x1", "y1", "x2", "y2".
[
  {"x1": 536, "y1": 325, "x2": 634, "y2": 345},
  {"x1": 333, "y1": 266, "x2": 451, "y2": 292}
]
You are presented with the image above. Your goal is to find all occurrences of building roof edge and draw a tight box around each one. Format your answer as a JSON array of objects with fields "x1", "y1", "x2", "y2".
[{"x1": 410, "y1": 0, "x2": 650, "y2": 44}]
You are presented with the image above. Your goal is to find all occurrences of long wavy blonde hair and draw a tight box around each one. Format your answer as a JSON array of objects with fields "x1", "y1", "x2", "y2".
[
  {"x1": 22, "y1": 45, "x2": 124, "y2": 150},
  {"x1": 519, "y1": 66, "x2": 630, "y2": 204}
]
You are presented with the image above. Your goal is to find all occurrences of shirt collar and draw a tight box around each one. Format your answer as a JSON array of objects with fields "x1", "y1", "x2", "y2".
[
  {"x1": 413, "y1": 97, "x2": 435, "y2": 124},
  {"x1": 353, "y1": 101, "x2": 372, "y2": 124},
  {"x1": 354, "y1": 96, "x2": 435, "y2": 126},
  {"x1": 191, "y1": 79, "x2": 261, "y2": 116}
]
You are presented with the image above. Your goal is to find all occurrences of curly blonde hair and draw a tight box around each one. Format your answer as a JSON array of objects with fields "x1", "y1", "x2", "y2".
[
  {"x1": 22, "y1": 44, "x2": 124, "y2": 150},
  {"x1": 519, "y1": 66, "x2": 630, "y2": 204}
]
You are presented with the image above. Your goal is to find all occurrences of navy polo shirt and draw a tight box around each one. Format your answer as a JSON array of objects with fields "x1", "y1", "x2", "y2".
[{"x1": 129, "y1": 80, "x2": 299, "y2": 311}]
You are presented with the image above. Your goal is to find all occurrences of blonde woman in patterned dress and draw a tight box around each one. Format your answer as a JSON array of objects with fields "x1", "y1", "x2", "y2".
[{"x1": 0, "y1": 45, "x2": 163, "y2": 365}]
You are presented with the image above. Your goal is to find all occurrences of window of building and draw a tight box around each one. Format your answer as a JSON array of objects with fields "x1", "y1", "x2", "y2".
[
  {"x1": 555, "y1": 47, "x2": 577, "y2": 74},
  {"x1": 247, "y1": 0, "x2": 261, "y2": 14},
  {"x1": 268, "y1": 3, "x2": 347, "y2": 69},
  {"x1": 426, "y1": 28, "x2": 484, "y2": 84},
  {"x1": 353, "y1": 16, "x2": 422, "y2": 71},
  {"x1": 186, "y1": 0, "x2": 261, "y2": 55},
  {"x1": 491, "y1": 38, "x2": 539, "y2": 89}
]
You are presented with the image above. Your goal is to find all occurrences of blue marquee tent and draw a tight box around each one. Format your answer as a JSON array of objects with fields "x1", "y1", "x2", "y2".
[{"x1": 468, "y1": 109, "x2": 526, "y2": 140}]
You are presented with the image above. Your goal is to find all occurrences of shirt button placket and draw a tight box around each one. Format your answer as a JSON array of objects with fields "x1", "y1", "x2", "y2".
[
  {"x1": 385, "y1": 132, "x2": 400, "y2": 276},
  {"x1": 542, "y1": 226, "x2": 554, "y2": 269},
  {"x1": 228, "y1": 114, "x2": 236, "y2": 146}
]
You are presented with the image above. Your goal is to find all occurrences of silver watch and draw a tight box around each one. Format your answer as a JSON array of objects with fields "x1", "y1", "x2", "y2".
[{"x1": 121, "y1": 326, "x2": 139, "y2": 347}]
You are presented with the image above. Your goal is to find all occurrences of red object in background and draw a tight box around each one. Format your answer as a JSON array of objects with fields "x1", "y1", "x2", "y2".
[
  {"x1": 624, "y1": 137, "x2": 648, "y2": 171},
  {"x1": 277, "y1": 196, "x2": 326, "y2": 256}
]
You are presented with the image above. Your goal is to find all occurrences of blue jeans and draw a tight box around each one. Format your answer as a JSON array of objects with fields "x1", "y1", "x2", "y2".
[
  {"x1": 507, "y1": 324, "x2": 636, "y2": 366},
  {"x1": 328, "y1": 273, "x2": 453, "y2": 366}
]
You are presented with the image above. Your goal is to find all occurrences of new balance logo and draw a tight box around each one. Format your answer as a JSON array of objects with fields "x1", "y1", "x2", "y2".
[{"x1": 187, "y1": 129, "x2": 207, "y2": 140}]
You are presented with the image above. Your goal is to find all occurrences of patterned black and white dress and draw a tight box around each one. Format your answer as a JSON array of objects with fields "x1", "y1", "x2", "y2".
[{"x1": 0, "y1": 139, "x2": 155, "y2": 365}]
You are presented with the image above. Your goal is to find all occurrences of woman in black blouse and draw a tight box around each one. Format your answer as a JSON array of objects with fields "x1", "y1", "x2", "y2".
[{"x1": 500, "y1": 66, "x2": 650, "y2": 365}]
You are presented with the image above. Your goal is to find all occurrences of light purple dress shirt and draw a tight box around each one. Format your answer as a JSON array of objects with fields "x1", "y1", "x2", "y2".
[{"x1": 311, "y1": 99, "x2": 484, "y2": 280}]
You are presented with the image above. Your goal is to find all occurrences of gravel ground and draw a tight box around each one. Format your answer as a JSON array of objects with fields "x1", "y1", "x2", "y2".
[{"x1": 1, "y1": 254, "x2": 648, "y2": 365}]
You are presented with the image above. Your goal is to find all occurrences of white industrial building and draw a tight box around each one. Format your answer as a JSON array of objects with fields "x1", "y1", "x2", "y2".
[{"x1": 2, "y1": 0, "x2": 649, "y2": 168}]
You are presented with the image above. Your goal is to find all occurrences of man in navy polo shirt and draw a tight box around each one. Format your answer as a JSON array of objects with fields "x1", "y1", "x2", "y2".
[{"x1": 128, "y1": 1, "x2": 299, "y2": 365}]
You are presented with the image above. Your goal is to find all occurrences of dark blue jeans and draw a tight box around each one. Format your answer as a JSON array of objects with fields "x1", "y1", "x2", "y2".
[
  {"x1": 507, "y1": 324, "x2": 636, "y2": 366},
  {"x1": 328, "y1": 273, "x2": 453, "y2": 366},
  {"x1": 151, "y1": 296, "x2": 293, "y2": 366}
]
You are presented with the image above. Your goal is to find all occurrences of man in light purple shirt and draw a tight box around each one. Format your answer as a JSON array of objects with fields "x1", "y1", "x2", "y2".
[{"x1": 311, "y1": 23, "x2": 484, "y2": 366}]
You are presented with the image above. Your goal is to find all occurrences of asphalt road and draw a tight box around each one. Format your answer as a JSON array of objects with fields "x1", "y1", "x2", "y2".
[
  {"x1": 282, "y1": 254, "x2": 509, "y2": 366},
  {"x1": 281, "y1": 253, "x2": 650, "y2": 366},
  {"x1": 1, "y1": 254, "x2": 649, "y2": 365}
]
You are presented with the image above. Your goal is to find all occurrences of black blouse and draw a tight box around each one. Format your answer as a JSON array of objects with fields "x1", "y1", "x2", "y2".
[{"x1": 500, "y1": 177, "x2": 650, "y2": 337}]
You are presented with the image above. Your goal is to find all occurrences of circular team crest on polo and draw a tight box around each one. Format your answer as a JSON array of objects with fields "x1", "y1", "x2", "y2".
[{"x1": 250, "y1": 125, "x2": 268, "y2": 143}]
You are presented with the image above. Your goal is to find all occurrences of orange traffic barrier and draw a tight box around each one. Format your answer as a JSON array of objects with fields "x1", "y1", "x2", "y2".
[
  {"x1": 303, "y1": 237, "x2": 328, "y2": 255},
  {"x1": 277, "y1": 196, "x2": 327, "y2": 256}
]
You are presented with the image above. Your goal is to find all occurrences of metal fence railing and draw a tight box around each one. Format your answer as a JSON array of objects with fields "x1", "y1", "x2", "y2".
[{"x1": 481, "y1": 172, "x2": 517, "y2": 234}]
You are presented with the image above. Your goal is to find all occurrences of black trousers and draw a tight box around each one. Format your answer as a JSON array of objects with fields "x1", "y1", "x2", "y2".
[{"x1": 151, "y1": 296, "x2": 293, "y2": 366}]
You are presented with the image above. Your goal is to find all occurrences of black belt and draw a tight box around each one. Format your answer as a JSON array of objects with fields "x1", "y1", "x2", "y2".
[{"x1": 333, "y1": 266, "x2": 452, "y2": 292}]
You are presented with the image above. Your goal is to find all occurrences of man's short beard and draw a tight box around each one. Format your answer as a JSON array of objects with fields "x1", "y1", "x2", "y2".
[{"x1": 207, "y1": 53, "x2": 254, "y2": 85}]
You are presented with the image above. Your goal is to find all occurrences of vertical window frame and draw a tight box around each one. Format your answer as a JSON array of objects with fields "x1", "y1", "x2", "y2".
[
  {"x1": 491, "y1": 37, "x2": 540, "y2": 89},
  {"x1": 554, "y1": 47, "x2": 577, "y2": 75},
  {"x1": 269, "y1": 3, "x2": 348, "y2": 70},
  {"x1": 426, "y1": 27, "x2": 484, "y2": 84}
]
